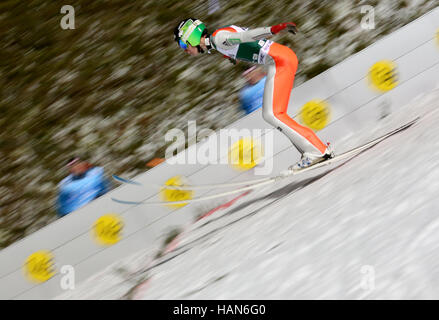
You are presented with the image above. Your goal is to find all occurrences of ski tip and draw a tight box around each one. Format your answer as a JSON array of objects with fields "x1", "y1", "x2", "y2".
[
  {"x1": 112, "y1": 174, "x2": 142, "y2": 186},
  {"x1": 111, "y1": 197, "x2": 143, "y2": 205}
]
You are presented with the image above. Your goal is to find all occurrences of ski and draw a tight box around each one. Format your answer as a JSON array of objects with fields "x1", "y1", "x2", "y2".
[
  {"x1": 112, "y1": 174, "x2": 271, "y2": 190},
  {"x1": 289, "y1": 116, "x2": 420, "y2": 175},
  {"x1": 111, "y1": 116, "x2": 419, "y2": 206},
  {"x1": 112, "y1": 175, "x2": 142, "y2": 186}
]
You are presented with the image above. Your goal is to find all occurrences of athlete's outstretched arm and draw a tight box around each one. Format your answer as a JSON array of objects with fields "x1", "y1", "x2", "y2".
[{"x1": 214, "y1": 22, "x2": 297, "y2": 48}]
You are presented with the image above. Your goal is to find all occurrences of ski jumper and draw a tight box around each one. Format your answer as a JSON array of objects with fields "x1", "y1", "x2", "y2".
[{"x1": 209, "y1": 25, "x2": 328, "y2": 156}]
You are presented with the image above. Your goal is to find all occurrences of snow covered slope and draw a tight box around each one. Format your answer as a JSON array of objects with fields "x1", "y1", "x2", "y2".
[{"x1": 58, "y1": 86, "x2": 439, "y2": 299}]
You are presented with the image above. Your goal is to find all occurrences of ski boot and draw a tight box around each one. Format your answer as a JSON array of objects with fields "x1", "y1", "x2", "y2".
[{"x1": 289, "y1": 143, "x2": 335, "y2": 172}]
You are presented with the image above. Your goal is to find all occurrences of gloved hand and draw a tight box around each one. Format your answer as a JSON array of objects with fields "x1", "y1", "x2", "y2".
[{"x1": 271, "y1": 22, "x2": 298, "y2": 35}]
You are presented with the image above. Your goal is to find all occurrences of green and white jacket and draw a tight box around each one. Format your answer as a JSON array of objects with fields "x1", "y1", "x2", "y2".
[{"x1": 208, "y1": 25, "x2": 274, "y2": 64}]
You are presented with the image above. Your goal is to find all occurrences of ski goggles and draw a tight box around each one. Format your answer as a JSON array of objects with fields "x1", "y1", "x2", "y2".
[{"x1": 178, "y1": 39, "x2": 188, "y2": 50}]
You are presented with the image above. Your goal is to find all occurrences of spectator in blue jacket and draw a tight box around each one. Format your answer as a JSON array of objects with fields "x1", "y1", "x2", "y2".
[
  {"x1": 57, "y1": 157, "x2": 110, "y2": 217},
  {"x1": 239, "y1": 66, "x2": 267, "y2": 115}
]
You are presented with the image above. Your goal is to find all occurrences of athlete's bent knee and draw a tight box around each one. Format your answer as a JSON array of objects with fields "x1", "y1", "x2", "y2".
[{"x1": 262, "y1": 108, "x2": 277, "y2": 126}]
